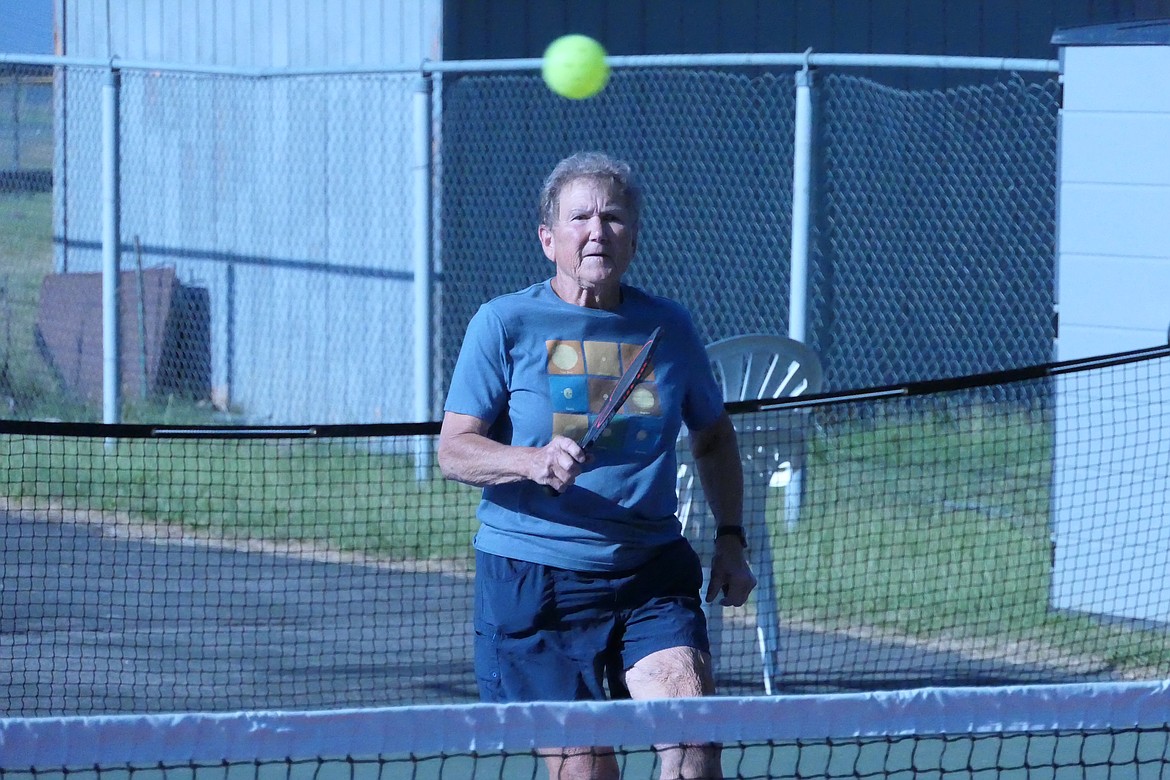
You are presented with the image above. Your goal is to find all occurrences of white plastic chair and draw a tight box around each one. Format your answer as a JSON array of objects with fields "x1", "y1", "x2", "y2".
[{"x1": 677, "y1": 334, "x2": 824, "y2": 694}]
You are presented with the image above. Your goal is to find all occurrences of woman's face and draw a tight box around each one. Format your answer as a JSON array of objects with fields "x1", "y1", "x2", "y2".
[{"x1": 539, "y1": 176, "x2": 637, "y2": 298}]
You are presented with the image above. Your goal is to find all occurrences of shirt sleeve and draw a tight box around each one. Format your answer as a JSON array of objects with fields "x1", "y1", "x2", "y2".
[
  {"x1": 677, "y1": 309, "x2": 726, "y2": 433},
  {"x1": 443, "y1": 304, "x2": 510, "y2": 424}
]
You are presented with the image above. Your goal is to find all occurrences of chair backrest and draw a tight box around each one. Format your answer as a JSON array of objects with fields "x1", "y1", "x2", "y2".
[{"x1": 705, "y1": 333, "x2": 824, "y2": 402}]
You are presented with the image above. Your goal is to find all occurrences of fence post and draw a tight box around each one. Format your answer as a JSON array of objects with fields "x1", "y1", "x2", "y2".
[
  {"x1": 102, "y1": 66, "x2": 122, "y2": 429},
  {"x1": 783, "y1": 59, "x2": 817, "y2": 541},
  {"x1": 413, "y1": 72, "x2": 434, "y2": 478},
  {"x1": 788, "y1": 59, "x2": 815, "y2": 344},
  {"x1": 9, "y1": 72, "x2": 21, "y2": 169}
]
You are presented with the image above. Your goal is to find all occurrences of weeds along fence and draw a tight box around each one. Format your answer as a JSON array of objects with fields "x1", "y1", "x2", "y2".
[{"x1": 0, "y1": 51, "x2": 1059, "y2": 426}]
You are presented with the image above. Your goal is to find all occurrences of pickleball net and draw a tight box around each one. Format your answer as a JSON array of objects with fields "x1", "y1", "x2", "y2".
[
  {"x1": 2, "y1": 681, "x2": 1168, "y2": 779},
  {"x1": 1, "y1": 345, "x2": 1169, "y2": 716}
]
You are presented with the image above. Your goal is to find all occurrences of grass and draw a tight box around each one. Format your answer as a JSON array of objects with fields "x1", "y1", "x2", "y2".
[
  {"x1": 769, "y1": 404, "x2": 1170, "y2": 677},
  {"x1": 3, "y1": 401, "x2": 1166, "y2": 678},
  {"x1": 0, "y1": 190, "x2": 59, "y2": 412},
  {"x1": 1, "y1": 434, "x2": 481, "y2": 562}
]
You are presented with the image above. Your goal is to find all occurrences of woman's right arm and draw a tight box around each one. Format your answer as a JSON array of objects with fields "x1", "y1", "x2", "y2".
[{"x1": 438, "y1": 411, "x2": 587, "y2": 491}]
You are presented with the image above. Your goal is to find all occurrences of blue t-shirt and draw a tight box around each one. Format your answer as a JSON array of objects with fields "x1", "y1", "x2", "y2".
[{"x1": 444, "y1": 280, "x2": 725, "y2": 571}]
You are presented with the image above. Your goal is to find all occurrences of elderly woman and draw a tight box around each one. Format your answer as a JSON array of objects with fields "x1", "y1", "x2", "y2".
[{"x1": 439, "y1": 151, "x2": 755, "y2": 779}]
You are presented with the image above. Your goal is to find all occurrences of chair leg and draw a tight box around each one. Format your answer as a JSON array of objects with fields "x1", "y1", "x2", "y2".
[
  {"x1": 701, "y1": 570, "x2": 723, "y2": 676},
  {"x1": 757, "y1": 627, "x2": 776, "y2": 696},
  {"x1": 752, "y1": 549, "x2": 780, "y2": 695},
  {"x1": 784, "y1": 467, "x2": 803, "y2": 531},
  {"x1": 746, "y1": 471, "x2": 780, "y2": 695}
]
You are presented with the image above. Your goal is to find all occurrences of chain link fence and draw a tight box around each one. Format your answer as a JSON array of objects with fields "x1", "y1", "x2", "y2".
[
  {"x1": 0, "y1": 59, "x2": 1058, "y2": 424},
  {"x1": 0, "y1": 64, "x2": 55, "y2": 412},
  {"x1": 1, "y1": 64, "x2": 52, "y2": 190},
  {"x1": 440, "y1": 67, "x2": 1059, "y2": 399},
  {"x1": 440, "y1": 68, "x2": 798, "y2": 391},
  {"x1": 23, "y1": 66, "x2": 419, "y2": 423},
  {"x1": 812, "y1": 73, "x2": 1060, "y2": 390}
]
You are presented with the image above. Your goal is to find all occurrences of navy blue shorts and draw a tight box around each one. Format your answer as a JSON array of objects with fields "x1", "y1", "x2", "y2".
[{"x1": 473, "y1": 538, "x2": 710, "y2": 703}]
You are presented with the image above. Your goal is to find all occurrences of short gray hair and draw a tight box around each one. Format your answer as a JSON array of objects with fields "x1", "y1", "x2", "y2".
[{"x1": 538, "y1": 152, "x2": 642, "y2": 229}]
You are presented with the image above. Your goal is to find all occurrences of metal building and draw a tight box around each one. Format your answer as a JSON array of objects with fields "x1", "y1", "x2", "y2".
[
  {"x1": 52, "y1": 0, "x2": 441, "y2": 423},
  {"x1": 46, "y1": 0, "x2": 1170, "y2": 422}
]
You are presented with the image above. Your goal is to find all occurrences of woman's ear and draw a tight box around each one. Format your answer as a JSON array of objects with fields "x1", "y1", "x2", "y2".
[{"x1": 539, "y1": 223, "x2": 556, "y2": 261}]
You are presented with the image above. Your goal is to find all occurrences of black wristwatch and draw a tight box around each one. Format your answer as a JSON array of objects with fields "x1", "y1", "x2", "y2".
[{"x1": 715, "y1": 525, "x2": 748, "y2": 548}]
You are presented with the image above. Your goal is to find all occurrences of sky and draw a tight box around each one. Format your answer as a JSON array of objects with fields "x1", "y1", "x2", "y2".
[{"x1": 1, "y1": 0, "x2": 54, "y2": 54}]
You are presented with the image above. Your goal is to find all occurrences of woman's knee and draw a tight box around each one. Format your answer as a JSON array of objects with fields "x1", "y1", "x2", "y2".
[{"x1": 624, "y1": 646, "x2": 715, "y2": 699}]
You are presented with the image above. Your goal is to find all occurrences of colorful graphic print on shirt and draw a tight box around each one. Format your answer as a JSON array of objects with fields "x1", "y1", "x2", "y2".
[{"x1": 545, "y1": 338, "x2": 664, "y2": 454}]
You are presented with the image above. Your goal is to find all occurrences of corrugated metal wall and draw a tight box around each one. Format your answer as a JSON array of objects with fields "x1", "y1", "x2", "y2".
[
  {"x1": 443, "y1": 0, "x2": 1170, "y2": 61},
  {"x1": 58, "y1": 0, "x2": 442, "y2": 65},
  {"x1": 435, "y1": 0, "x2": 1167, "y2": 392}
]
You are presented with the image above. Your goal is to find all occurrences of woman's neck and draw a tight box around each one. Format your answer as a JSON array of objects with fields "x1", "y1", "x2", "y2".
[{"x1": 550, "y1": 276, "x2": 621, "y2": 310}]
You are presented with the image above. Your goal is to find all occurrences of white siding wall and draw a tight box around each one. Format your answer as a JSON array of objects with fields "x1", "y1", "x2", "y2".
[
  {"x1": 57, "y1": 0, "x2": 442, "y2": 66},
  {"x1": 1057, "y1": 45, "x2": 1170, "y2": 359},
  {"x1": 1053, "y1": 41, "x2": 1170, "y2": 624}
]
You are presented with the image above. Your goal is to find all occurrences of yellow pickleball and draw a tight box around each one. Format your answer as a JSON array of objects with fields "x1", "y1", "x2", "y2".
[{"x1": 542, "y1": 35, "x2": 610, "y2": 100}]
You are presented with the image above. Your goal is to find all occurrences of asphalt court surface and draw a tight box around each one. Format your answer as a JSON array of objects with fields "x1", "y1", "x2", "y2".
[{"x1": 0, "y1": 510, "x2": 1118, "y2": 716}]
